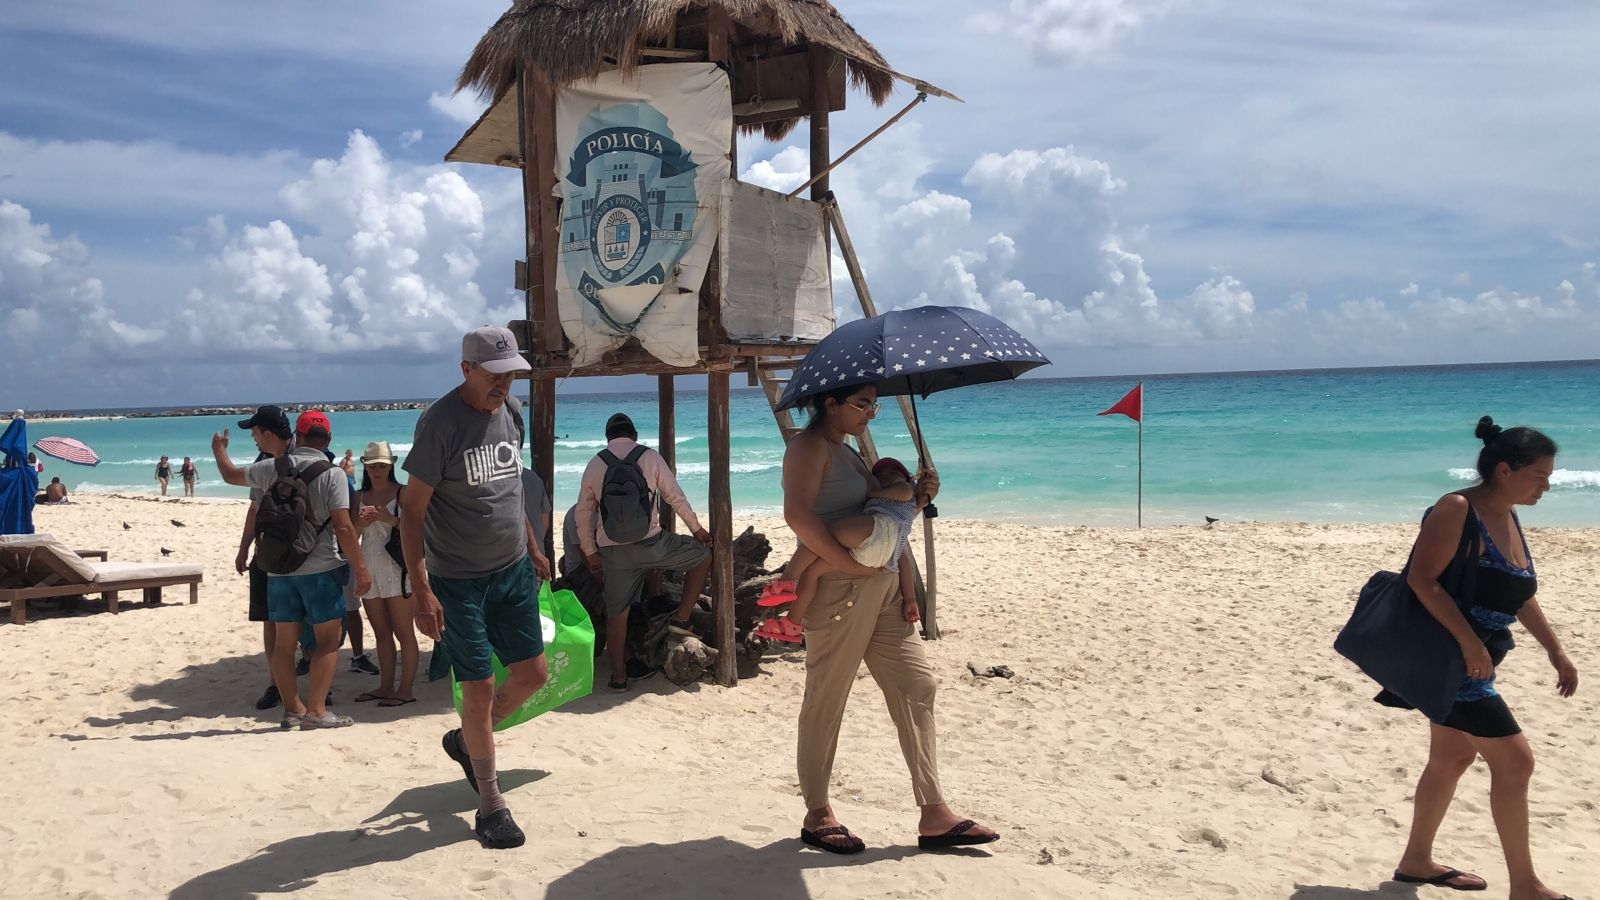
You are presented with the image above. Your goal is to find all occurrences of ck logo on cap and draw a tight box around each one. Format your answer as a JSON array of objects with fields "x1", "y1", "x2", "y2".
[{"x1": 495, "y1": 338, "x2": 509, "y2": 351}]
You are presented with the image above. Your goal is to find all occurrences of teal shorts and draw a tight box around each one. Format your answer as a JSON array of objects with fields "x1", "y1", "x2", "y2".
[
  {"x1": 431, "y1": 555, "x2": 543, "y2": 683},
  {"x1": 266, "y1": 570, "x2": 346, "y2": 626}
]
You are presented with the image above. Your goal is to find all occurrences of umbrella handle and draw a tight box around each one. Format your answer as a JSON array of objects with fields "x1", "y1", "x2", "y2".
[{"x1": 923, "y1": 502, "x2": 939, "y2": 520}]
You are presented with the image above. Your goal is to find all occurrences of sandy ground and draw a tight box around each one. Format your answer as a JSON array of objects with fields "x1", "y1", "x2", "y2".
[{"x1": 4, "y1": 493, "x2": 1597, "y2": 899}]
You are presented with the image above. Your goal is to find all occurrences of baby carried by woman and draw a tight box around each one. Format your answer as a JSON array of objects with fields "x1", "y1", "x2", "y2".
[{"x1": 756, "y1": 456, "x2": 925, "y2": 642}]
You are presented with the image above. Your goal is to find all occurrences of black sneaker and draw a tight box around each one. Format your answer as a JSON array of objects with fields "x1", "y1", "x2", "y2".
[
  {"x1": 254, "y1": 683, "x2": 281, "y2": 710},
  {"x1": 475, "y1": 808, "x2": 526, "y2": 849},
  {"x1": 349, "y1": 653, "x2": 380, "y2": 675},
  {"x1": 295, "y1": 656, "x2": 310, "y2": 676}
]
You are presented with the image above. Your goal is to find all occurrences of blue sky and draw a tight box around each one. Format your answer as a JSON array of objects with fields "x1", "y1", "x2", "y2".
[{"x1": 3, "y1": 0, "x2": 1597, "y2": 410}]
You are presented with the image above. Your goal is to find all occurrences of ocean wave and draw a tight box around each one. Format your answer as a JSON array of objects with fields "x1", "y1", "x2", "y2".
[
  {"x1": 554, "y1": 436, "x2": 695, "y2": 449},
  {"x1": 549, "y1": 461, "x2": 778, "y2": 476},
  {"x1": 1448, "y1": 467, "x2": 1600, "y2": 489}
]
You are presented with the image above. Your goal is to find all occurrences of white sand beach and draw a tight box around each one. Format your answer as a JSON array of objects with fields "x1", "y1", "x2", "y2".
[{"x1": 5, "y1": 493, "x2": 1597, "y2": 899}]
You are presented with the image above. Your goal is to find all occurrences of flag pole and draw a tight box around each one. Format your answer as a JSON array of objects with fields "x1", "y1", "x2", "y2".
[{"x1": 1137, "y1": 382, "x2": 1143, "y2": 529}]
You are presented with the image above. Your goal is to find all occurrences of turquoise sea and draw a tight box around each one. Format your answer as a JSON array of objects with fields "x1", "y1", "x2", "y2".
[{"x1": 26, "y1": 361, "x2": 1600, "y2": 527}]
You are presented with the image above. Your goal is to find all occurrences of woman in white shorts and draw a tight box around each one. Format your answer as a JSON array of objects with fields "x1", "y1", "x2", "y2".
[{"x1": 352, "y1": 441, "x2": 418, "y2": 707}]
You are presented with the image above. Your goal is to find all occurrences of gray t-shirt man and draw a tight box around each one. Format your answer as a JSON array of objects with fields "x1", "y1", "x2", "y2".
[
  {"x1": 244, "y1": 447, "x2": 349, "y2": 576},
  {"x1": 403, "y1": 391, "x2": 526, "y2": 579}
]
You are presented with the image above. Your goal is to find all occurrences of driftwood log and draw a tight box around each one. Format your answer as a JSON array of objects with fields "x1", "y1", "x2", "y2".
[{"x1": 551, "y1": 525, "x2": 790, "y2": 685}]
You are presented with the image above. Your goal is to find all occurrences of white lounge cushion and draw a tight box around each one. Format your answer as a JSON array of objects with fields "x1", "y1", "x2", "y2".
[
  {"x1": 0, "y1": 532, "x2": 99, "y2": 583},
  {"x1": 89, "y1": 561, "x2": 204, "y2": 582}
]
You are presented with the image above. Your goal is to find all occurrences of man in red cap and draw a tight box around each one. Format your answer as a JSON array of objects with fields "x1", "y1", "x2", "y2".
[
  {"x1": 294, "y1": 411, "x2": 379, "y2": 677},
  {"x1": 214, "y1": 408, "x2": 371, "y2": 729}
]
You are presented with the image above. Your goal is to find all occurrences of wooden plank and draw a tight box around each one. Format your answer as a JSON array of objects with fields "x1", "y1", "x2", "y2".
[
  {"x1": 708, "y1": 371, "x2": 737, "y2": 685},
  {"x1": 657, "y1": 375, "x2": 677, "y2": 534},
  {"x1": 514, "y1": 259, "x2": 527, "y2": 292}
]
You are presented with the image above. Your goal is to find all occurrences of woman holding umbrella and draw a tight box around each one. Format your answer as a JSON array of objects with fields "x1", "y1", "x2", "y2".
[{"x1": 783, "y1": 381, "x2": 998, "y2": 854}]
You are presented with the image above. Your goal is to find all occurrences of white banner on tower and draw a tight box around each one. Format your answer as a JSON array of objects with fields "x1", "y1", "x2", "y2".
[{"x1": 554, "y1": 63, "x2": 731, "y2": 367}]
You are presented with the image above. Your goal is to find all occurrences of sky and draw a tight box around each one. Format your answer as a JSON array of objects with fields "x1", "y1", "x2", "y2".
[{"x1": 2, "y1": 0, "x2": 1598, "y2": 410}]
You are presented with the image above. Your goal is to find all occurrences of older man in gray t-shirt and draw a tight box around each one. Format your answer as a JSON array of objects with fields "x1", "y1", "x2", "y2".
[{"x1": 399, "y1": 325, "x2": 552, "y2": 851}]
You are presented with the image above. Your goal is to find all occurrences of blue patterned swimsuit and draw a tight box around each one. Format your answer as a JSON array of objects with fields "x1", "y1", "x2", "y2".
[{"x1": 1441, "y1": 513, "x2": 1536, "y2": 737}]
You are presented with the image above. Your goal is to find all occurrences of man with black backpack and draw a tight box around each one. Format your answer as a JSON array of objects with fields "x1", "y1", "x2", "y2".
[
  {"x1": 575, "y1": 412, "x2": 712, "y2": 693},
  {"x1": 213, "y1": 407, "x2": 371, "y2": 730}
]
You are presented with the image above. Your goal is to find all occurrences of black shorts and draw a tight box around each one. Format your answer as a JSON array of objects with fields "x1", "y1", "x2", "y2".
[
  {"x1": 1441, "y1": 695, "x2": 1522, "y2": 738},
  {"x1": 248, "y1": 560, "x2": 268, "y2": 622}
]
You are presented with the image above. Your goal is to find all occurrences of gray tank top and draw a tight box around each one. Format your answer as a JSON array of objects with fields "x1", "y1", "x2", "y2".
[{"x1": 812, "y1": 440, "x2": 870, "y2": 522}]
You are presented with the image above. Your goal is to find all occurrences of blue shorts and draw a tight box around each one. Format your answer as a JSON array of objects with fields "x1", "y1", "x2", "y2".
[
  {"x1": 266, "y1": 570, "x2": 346, "y2": 626},
  {"x1": 431, "y1": 555, "x2": 543, "y2": 683}
]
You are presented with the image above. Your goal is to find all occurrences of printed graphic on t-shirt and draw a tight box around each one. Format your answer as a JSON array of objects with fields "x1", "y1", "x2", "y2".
[{"x1": 465, "y1": 441, "x2": 521, "y2": 486}]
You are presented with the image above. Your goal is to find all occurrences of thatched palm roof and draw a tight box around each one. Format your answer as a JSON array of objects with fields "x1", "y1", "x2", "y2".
[{"x1": 457, "y1": 0, "x2": 903, "y2": 105}]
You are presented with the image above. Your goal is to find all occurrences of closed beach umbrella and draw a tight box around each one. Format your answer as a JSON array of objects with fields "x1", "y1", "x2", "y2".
[
  {"x1": 1, "y1": 417, "x2": 37, "y2": 534},
  {"x1": 34, "y1": 436, "x2": 101, "y2": 467},
  {"x1": 775, "y1": 305, "x2": 1049, "y2": 481}
]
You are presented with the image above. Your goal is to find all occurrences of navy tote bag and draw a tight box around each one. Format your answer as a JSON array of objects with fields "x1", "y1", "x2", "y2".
[{"x1": 1334, "y1": 504, "x2": 1481, "y2": 723}]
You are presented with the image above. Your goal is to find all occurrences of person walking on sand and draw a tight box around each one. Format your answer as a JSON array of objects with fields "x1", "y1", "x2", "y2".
[
  {"x1": 781, "y1": 383, "x2": 997, "y2": 855},
  {"x1": 214, "y1": 408, "x2": 371, "y2": 729},
  {"x1": 1381, "y1": 417, "x2": 1577, "y2": 898},
  {"x1": 155, "y1": 455, "x2": 172, "y2": 496},
  {"x1": 180, "y1": 456, "x2": 198, "y2": 497},
  {"x1": 352, "y1": 441, "x2": 419, "y2": 708},
  {"x1": 401, "y1": 325, "x2": 553, "y2": 850}
]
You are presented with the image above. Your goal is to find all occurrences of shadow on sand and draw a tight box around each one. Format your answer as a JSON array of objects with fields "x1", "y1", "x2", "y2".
[
  {"x1": 1289, "y1": 883, "x2": 1418, "y2": 899},
  {"x1": 166, "y1": 770, "x2": 547, "y2": 899},
  {"x1": 544, "y1": 836, "x2": 988, "y2": 900}
]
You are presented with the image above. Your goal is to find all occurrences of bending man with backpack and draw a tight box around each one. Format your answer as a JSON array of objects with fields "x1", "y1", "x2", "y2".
[
  {"x1": 575, "y1": 412, "x2": 712, "y2": 693},
  {"x1": 213, "y1": 407, "x2": 371, "y2": 729}
]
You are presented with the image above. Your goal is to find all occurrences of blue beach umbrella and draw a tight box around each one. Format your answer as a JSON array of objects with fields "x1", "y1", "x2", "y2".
[
  {"x1": 776, "y1": 306, "x2": 1049, "y2": 513},
  {"x1": 775, "y1": 306, "x2": 1050, "y2": 412}
]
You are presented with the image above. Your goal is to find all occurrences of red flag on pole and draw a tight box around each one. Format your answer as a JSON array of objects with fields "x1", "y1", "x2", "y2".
[{"x1": 1097, "y1": 384, "x2": 1142, "y2": 422}]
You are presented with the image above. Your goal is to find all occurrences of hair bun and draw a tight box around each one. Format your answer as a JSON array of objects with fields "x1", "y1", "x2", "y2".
[{"x1": 1475, "y1": 415, "x2": 1503, "y2": 445}]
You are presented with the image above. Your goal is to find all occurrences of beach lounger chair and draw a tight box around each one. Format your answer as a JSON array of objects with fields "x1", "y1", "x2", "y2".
[{"x1": 0, "y1": 533, "x2": 203, "y2": 625}]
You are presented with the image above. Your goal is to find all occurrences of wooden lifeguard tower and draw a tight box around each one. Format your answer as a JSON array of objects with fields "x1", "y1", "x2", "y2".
[{"x1": 445, "y1": 0, "x2": 957, "y2": 684}]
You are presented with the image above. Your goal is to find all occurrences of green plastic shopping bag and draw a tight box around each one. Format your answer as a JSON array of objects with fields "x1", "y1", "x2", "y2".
[{"x1": 452, "y1": 581, "x2": 595, "y2": 730}]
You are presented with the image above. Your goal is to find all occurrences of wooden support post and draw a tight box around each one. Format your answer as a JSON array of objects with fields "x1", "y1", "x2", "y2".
[
  {"x1": 531, "y1": 377, "x2": 557, "y2": 559},
  {"x1": 708, "y1": 371, "x2": 736, "y2": 685},
  {"x1": 808, "y1": 45, "x2": 832, "y2": 204},
  {"x1": 519, "y1": 66, "x2": 562, "y2": 353},
  {"x1": 657, "y1": 375, "x2": 676, "y2": 533}
]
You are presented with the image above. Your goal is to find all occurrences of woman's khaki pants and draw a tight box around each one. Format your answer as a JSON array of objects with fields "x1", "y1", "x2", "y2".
[{"x1": 797, "y1": 570, "x2": 943, "y2": 809}]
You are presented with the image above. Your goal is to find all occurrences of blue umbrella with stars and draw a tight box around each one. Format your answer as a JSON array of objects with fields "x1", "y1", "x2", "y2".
[{"x1": 776, "y1": 305, "x2": 1050, "y2": 512}]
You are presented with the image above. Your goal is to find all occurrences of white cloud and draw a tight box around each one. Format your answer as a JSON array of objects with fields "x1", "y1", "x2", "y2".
[
  {"x1": 968, "y1": 0, "x2": 1182, "y2": 64},
  {"x1": 0, "y1": 201, "x2": 160, "y2": 377},
  {"x1": 739, "y1": 128, "x2": 1600, "y2": 374},
  {"x1": 429, "y1": 91, "x2": 488, "y2": 125},
  {"x1": 399, "y1": 129, "x2": 423, "y2": 149}
]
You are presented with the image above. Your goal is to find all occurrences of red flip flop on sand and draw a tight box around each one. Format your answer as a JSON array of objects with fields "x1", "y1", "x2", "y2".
[
  {"x1": 757, "y1": 579, "x2": 797, "y2": 607},
  {"x1": 755, "y1": 615, "x2": 804, "y2": 643}
]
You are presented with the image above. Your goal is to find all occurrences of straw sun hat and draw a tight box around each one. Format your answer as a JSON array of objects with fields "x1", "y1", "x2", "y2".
[{"x1": 360, "y1": 441, "x2": 397, "y2": 465}]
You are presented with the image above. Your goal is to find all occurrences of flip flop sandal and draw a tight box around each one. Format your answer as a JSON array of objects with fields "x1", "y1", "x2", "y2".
[
  {"x1": 608, "y1": 678, "x2": 629, "y2": 692},
  {"x1": 754, "y1": 615, "x2": 804, "y2": 643},
  {"x1": 918, "y1": 819, "x2": 999, "y2": 850},
  {"x1": 442, "y1": 728, "x2": 478, "y2": 793},
  {"x1": 377, "y1": 696, "x2": 416, "y2": 707},
  {"x1": 353, "y1": 691, "x2": 387, "y2": 703},
  {"x1": 475, "y1": 808, "x2": 526, "y2": 849},
  {"x1": 301, "y1": 712, "x2": 355, "y2": 728},
  {"x1": 1391, "y1": 867, "x2": 1488, "y2": 891},
  {"x1": 757, "y1": 579, "x2": 798, "y2": 607},
  {"x1": 800, "y1": 825, "x2": 865, "y2": 855}
]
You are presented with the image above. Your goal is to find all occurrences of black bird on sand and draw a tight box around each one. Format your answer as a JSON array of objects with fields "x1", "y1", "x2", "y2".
[
  {"x1": 160, "y1": 547, "x2": 174, "y2": 557},
  {"x1": 122, "y1": 522, "x2": 131, "y2": 530},
  {"x1": 170, "y1": 519, "x2": 186, "y2": 528},
  {"x1": 1204, "y1": 516, "x2": 1220, "y2": 526}
]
